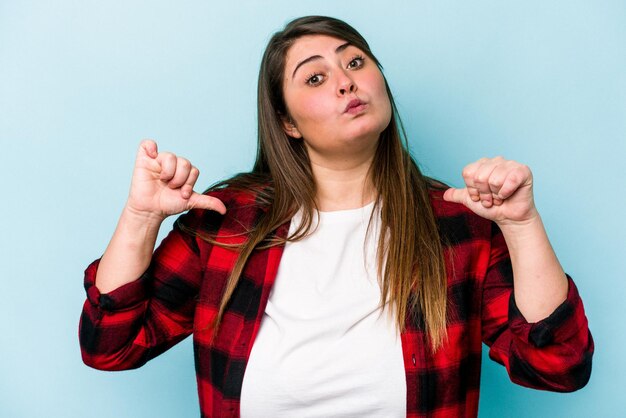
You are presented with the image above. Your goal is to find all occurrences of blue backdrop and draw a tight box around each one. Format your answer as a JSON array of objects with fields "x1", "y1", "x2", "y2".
[{"x1": 1, "y1": 1, "x2": 623, "y2": 417}]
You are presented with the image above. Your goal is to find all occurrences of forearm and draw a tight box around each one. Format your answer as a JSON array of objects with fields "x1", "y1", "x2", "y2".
[
  {"x1": 95, "y1": 206, "x2": 165, "y2": 294},
  {"x1": 498, "y1": 214, "x2": 569, "y2": 323}
]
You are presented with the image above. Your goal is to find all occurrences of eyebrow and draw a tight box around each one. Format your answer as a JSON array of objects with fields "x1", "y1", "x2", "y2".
[{"x1": 291, "y1": 41, "x2": 352, "y2": 79}]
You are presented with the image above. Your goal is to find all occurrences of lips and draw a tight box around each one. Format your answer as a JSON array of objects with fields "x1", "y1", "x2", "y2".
[{"x1": 344, "y1": 98, "x2": 366, "y2": 113}]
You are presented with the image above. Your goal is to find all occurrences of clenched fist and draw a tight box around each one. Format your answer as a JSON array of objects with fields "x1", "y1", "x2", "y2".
[
  {"x1": 443, "y1": 156, "x2": 538, "y2": 226},
  {"x1": 125, "y1": 139, "x2": 226, "y2": 220}
]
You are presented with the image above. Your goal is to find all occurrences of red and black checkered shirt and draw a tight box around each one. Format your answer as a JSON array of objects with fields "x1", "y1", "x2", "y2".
[{"x1": 79, "y1": 188, "x2": 593, "y2": 417}]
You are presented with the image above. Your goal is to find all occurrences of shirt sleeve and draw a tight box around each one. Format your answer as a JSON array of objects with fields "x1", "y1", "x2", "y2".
[
  {"x1": 480, "y1": 222, "x2": 594, "y2": 392},
  {"x1": 79, "y1": 209, "x2": 208, "y2": 371}
]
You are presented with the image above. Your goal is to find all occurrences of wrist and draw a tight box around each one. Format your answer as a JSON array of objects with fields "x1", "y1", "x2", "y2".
[
  {"x1": 496, "y1": 211, "x2": 547, "y2": 253},
  {"x1": 122, "y1": 205, "x2": 166, "y2": 229},
  {"x1": 495, "y1": 207, "x2": 540, "y2": 231}
]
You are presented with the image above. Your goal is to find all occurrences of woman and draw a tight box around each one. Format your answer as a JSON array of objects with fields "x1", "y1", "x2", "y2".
[{"x1": 79, "y1": 16, "x2": 593, "y2": 418}]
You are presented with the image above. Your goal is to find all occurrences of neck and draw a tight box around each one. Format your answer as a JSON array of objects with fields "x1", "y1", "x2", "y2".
[{"x1": 309, "y1": 152, "x2": 377, "y2": 212}]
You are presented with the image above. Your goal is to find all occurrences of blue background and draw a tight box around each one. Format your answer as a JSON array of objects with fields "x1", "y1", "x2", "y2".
[{"x1": 1, "y1": 1, "x2": 624, "y2": 417}]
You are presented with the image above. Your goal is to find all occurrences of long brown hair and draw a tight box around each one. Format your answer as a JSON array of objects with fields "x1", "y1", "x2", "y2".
[{"x1": 183, "y1": 16, "x2": 448, "y2": 351}]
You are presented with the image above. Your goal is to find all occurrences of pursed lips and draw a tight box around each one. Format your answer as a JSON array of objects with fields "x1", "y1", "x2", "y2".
[{"x1": 344, "y1": 98, "x2": 367, "y2": 114}]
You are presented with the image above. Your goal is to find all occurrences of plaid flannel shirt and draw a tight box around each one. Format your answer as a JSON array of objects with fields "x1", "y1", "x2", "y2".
[{"x1": 79, "y1": 188, "x2": 593, "y2": 417}]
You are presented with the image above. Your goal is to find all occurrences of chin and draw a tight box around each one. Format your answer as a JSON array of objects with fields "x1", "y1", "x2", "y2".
[{"x1": 349, "y1": 118, "x2": 388, "y2": 141}]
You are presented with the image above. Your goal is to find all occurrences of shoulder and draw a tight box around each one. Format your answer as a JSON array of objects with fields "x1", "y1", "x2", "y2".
[
  {"x1": 427, "y1": 187, "x2": 469, "y2": 218},
  {"x1": 205, "y1": 172, "x2": 273, "y2": 210},
  {"x1": 206, "y1": 186, "x2": 263, "y2": 208},
  {"x1": 427, "y1": 187, "x2": 493, "y2": 244},
  {"x1": 178, "y1": 182, "x2": 269, "y2": 234}
]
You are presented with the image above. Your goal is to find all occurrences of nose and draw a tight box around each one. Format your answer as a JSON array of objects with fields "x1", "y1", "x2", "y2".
[{"x1": 337, "y1": 72, "x2": 357, "y2": 96}]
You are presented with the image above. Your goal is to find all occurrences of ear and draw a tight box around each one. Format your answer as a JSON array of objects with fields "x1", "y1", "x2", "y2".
[{"x1": 280, "y1": 114, "x2": 302, "y2": 139}]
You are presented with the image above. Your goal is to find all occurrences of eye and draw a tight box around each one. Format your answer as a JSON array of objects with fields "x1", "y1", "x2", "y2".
[
  {"x1": 347, "y1": 54, "x2": 365, "y2": 69},
  {"x1": 305, "y1": 72, "x2": 325, "y2": 86}
]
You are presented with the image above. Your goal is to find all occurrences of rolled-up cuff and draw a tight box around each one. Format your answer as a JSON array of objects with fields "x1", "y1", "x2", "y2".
[
  {"x1": 84, "y1": 259, "x2": 148, "y2": 311},
  {"x1": 509, "y1": 274, "x2": 583, "y2": 348}
]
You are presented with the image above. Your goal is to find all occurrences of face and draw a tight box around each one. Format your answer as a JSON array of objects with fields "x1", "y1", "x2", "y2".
[{"x1": 281, "y1": 34, "x2": 392, "y2": 162}]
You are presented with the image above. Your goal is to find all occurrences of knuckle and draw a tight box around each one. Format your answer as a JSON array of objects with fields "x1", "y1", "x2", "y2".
[
  {"x1": 160, "y1": 152, "x2": 175, "y2": 162},
  {"x1": 475, "y1": 173, "x2": 488, "y2": 183},
  {"x1": 508, "y1": 172, "x2": 521, "y2": 183},
  {"x1": 178, "y1": 157, "x2": 191, "y2": 168},
  {"x1": 490, "y1": 178, "x2": 503, "y2": 187}
]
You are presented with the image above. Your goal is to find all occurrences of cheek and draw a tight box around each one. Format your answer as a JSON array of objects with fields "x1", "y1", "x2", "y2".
[
  {"x1": 371, "y1": 75, "x2": 392, "y2": 121},
  {"x1": 369, "y1": 73, "x2": 389, "y2": 103},
  {"x1": 290, "y1": 93, "x2": 332, "y2": 125}
]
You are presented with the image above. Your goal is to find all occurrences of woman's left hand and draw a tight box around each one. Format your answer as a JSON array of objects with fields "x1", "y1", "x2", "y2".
[{"x1": 443, "y1": 157, "x2": 539, "y2": 226}]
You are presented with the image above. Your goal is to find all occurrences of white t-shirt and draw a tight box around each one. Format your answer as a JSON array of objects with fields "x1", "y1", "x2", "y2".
[{"x1": 240, "y1": 201, "x2": 406, "y2": 418}]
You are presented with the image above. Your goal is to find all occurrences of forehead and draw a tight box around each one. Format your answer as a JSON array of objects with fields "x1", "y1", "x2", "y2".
[{"x1": 285, "y1": 34, "x2": 350, "y2": 66}]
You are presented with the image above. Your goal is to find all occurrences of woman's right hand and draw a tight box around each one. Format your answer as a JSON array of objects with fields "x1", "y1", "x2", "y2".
[{"x1": 125, "y1": 139, "x2": 227, "y2": 221}]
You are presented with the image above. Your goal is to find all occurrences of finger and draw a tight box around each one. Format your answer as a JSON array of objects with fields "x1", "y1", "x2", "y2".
[
  {"x1": 181, "y1": 166, "x2": 200, "y2": 199},
  {"x1": 472, "y1": 160, "x2": 501, "y2": 207},
  {"x1": 487, "y1": 161, "x2": 511, "y2": 197},
  {"x1": 139, "y1": 139, "x2": 158, "y2": 159},
  {"x1": 498, "y1": 165, "x2": 530, "y2": 200},
  {"x1": 187, "y1": 194, "x2": 227, "y2": 214},
  {"x1": 462, "y1": 159, "x2": 486, "y2": 202},
  {"x1": 157, "y1": 152, "x2": 177, "y2": 181},
  {"x1": 167, "y1": 157, "x2": 192, "y2": 189},
  {"x1": 468, "y1": 186, "x2": 480, "y2": 202},
  {"x1": 461, "y1": 158, "x2": 488, "y2": 187},
  {"x1": 443, "y1": 187, "x2": 470, "y2": 205}
]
